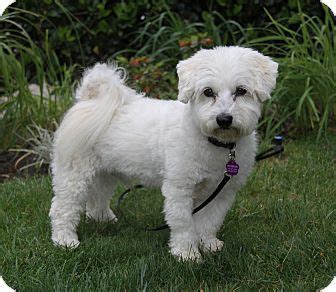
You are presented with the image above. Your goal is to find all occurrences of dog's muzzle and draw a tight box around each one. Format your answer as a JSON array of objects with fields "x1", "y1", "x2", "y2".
[{"x1": 216, "y1": 113, "x2": 233, "y2": 129}]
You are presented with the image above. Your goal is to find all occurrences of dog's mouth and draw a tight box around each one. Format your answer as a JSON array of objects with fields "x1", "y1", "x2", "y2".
[
  {"x1": 218, "y1": 125, "x2": 231, "y2": 130},
  {"x1": 213, "y1": 127, "x2": 241, "y2": 140},
  {"x1": 217, "y1": 126, "x2": 237, "y2": 132}
]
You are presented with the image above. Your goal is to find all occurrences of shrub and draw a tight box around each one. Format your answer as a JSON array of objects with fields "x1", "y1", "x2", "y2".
[
  {"x1": 248, "y1": 5, "x2": 336, "y2": 140},
  {"x1": 0, "y1": 1, "x2": 334, "y2": 153},
  {"x1": 13, "y1": 0, "x2": 324, "y2": 65},
  {"x1": 0, "y1": 11, "x2": 75, "y2": 149},
  {"x1": 115, "y1": 4, "x2": 335, "y2": 141},
  {"x1": 116, "y1": 56, "x2": 177, "y2": 100}
]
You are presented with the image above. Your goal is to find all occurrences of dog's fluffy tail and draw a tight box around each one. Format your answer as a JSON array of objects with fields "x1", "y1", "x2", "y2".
[
  {"x1": 54, "y1": 63, "x2": 138, "y2": 163},
  {"x1": 76, "y1": 63, "x2": 127, "y2": 101}
]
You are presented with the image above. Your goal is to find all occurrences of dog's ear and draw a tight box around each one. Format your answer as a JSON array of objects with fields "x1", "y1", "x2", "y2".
[
  {"x1": 176, "y1": 59, "x2": 196, "y2": 103},
  {"x1": 253, "y1": 54, "x2": 278, "y2": 102}
]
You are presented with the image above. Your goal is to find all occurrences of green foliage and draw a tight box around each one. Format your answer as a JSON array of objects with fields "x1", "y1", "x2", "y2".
[
  {"x1": 13, "y1": 0, "x2": 323, "y2": 65},
  {"x1": 248, "y1": 6, "x2": 336, "y2": 140},
  {"x1": 0, "y1": 135, "x2": 335, "y2": 290},
  {"x1": 123, "y1": 7, "x2": 248, "y2": 62},
  {"x1": 0, "y1": 11, "x2": 75, "y2": 149},
  {"x1": 14, "y1": 0, "x2": 169, "y2": 65},
  {"x1": 114, "y1": 5, "x2": 335, "y2": 141},
  {"x1": 116, "y1": 56, "x2": 177, "y2": 100},
  {"x1": 0, "y1": 1, "x2": 334, "y2": 150}
]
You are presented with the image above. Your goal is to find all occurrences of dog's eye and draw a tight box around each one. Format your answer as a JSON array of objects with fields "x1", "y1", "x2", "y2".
[
  {"x1": 235, "y1": 87, "x2": 247, "y2": 96},
  {"x1": 203, "y1": 88, "x2": 215, "y2": 97}
]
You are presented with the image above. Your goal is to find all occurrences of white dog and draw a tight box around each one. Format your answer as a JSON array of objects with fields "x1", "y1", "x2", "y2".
[{"x1": 49, "y1": 46, "x2": 278, "y2": 261}]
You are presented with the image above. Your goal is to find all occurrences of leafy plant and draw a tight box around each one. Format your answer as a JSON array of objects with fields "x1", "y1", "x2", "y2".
[
  {"x1": 0, "y1": 11, "x2": 76, "y2": 149},
  {"x1": 116, "y1": 55, "x2": 177, "y2": 100},
  {"x1": 117, "y1": 5, "x2": 248, "y2": 64},
  {"x1": 13, "y1": 0, "x2": 324, "y2": 65},
  {"x1": 10, "y1": 122, "x2": 56, "y2": 171},
  {"x1": 248, "y1": 5, "x2": 336, "y2": 140},
  {"x1": 1, "y1": 1, "x2": 334, "y2": 154}
]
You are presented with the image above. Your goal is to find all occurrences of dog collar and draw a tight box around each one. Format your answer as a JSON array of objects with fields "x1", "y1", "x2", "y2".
[{"x1": 207, "y1": 137, "x2": 236, "y2": 149}]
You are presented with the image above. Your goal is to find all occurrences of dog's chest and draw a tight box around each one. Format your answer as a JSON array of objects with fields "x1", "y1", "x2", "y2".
[{"x1": 190, "y1": 139, "x2": 255, "y2": 190}]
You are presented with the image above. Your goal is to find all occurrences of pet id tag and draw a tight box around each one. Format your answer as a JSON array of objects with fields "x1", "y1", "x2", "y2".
[{"x1": 226, "y1": 159, "x2": 239, "y2": 176}]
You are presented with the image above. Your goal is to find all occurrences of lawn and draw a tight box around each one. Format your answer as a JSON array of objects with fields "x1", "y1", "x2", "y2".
[{"x1": 0, "y1": 134, "x2": 335, "y2": 291}]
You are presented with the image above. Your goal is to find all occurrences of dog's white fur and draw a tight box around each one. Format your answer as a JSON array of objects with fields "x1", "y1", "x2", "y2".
[{"x1": 49, "y1": 46, "x2": 278, "y2": 261}]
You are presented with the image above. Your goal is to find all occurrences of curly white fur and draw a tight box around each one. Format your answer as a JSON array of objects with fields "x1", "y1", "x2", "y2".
[{"x1": 49, "y1": 46, "x2": 278, "y2": 261}]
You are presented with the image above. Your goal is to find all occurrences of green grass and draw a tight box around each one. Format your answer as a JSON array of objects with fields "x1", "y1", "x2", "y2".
[{"x1": 0, "y1": 135, "x2": 335, "y2": 291}]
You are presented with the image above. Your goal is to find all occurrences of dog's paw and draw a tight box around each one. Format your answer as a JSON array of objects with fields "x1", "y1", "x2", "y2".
[
  {"x1": 170, "y1": 246, "x2": 202, "y2": 262},
  {"x1": 52, "y1": 232, "x2": 80, "y2": 249},
  {"x1": 201, "y1": 238, "x2": 224, "y2": 253}
]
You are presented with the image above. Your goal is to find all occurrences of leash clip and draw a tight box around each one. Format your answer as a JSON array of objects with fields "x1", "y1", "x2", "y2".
[
  {"x1": 228, "y1": 148, "x2": 236, "y2": 160},
  {"x1": 226, "y1": 147, "x2": 239, "y2": 176}
]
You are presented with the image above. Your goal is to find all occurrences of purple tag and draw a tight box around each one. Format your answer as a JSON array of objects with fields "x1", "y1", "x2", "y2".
[{"x1": 226, "y1": 160, "x2": 239, "y2": 176}]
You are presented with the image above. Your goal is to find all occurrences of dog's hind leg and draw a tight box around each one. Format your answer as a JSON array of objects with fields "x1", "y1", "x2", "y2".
[
  {"x1": 49, "y1": 158, "x2": 96, "y2": 248},
  {"x1": 86, "y1": 172, "x2": 118, "y2": 222}
]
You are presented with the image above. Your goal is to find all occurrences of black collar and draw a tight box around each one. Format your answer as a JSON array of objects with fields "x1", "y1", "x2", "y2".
[{"x1": 208, "y1": 137, "x2": 236, "y2": 149}]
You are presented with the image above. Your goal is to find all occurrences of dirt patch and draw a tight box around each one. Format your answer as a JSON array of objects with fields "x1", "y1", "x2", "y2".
[{"x1": 0, "y1": 151, "x2": 49, "y2": 183}]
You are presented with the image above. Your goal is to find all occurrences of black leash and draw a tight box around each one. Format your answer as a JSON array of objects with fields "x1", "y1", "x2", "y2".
[
  {"x1": 255, "y1": 135, "x2": 284, "y2": 161},
  {"x1": 117, "y1": 136, "x2": 284, "y2": 231}
]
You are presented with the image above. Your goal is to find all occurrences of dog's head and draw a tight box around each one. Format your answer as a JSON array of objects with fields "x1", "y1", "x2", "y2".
[{"x1": 176, "y1": 46, "x2": 278, "y2": 141}]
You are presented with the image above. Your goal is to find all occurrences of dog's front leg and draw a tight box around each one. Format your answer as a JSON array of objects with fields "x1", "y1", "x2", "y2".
[
  {"x1": 162, "y1": 180, "x2": 201, "y2": 261},
  {"x1": 194, "y1": 190, "x2": 236, "y2": 253}
]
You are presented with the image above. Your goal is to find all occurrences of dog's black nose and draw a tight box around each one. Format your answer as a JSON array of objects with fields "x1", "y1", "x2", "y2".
[{"x1": 216, "y1": 114, "x2": 233, "y2": 128}]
